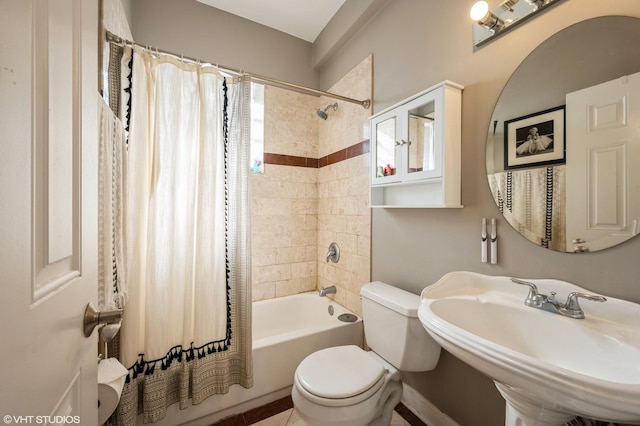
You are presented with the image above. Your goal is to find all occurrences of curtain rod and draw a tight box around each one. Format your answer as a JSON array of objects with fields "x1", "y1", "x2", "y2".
[{"x1": 105, "y1": 31, "x2": 371, "y2": 110}]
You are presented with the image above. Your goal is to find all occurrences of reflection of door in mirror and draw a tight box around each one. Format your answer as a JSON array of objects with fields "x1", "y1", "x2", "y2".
[
  {"x1": 375, "y1": 116, "x2": 396, "y2": 177},
  {"x1": 565, "y1": 71, "x2": 640, "y2": 252},
  {"x1": 408, "y1": 115, "x2": 435, "y2": 174}
]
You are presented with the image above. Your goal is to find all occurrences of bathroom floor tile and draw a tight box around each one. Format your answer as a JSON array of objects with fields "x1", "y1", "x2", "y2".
[
  {"x1": 209, "y1": 397, "x2": 428, "y2": 426},
  {"x1": 244, "y1": 396, "x2": 294, "y2": 424},
  {"x1": 284, "y1": 408, "x2": 308, "y2": 425},
  {"x1": 253, "y1": 409, "x2": 294, "y2": 426}
]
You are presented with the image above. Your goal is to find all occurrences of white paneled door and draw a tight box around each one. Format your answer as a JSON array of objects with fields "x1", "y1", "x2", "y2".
[
  {"x1": 566, "y1": 72, "x2": 640, "y2": 252},
  {"x1": 0, "y1": 0, "x2": 99, "y2": 423}
]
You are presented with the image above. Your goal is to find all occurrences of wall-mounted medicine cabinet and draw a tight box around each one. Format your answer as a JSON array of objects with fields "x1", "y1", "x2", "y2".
[{"x1": 370, "y1": 80, "x2": 463, "y2": 208}]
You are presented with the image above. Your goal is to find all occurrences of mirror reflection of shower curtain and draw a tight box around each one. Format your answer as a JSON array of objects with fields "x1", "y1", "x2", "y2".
[
  {"x1": 423, "y1": 121, "x2": 434, "y2": 172},
  {"x1": 488, "y1": 166, "x2": 566, "y2": 251},
  {"x1": 408, "y1": 116, "x2": 435, "y2": 173},
  {"x1": 113, "y1": 45, "x2": 252, "y2": 425}
]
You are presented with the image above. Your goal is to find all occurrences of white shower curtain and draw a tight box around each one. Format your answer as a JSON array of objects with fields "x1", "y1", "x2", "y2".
[{"x1": 113, "y1": 46, "x2": 252, "y2": 424}]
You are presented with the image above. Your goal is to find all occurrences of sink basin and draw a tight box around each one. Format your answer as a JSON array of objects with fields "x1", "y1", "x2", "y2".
[{"x1": 418, "y1": 271, "x2": 640, "y2": 426}]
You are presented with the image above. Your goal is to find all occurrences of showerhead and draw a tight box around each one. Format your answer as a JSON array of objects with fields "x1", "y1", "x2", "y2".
[
  {"x1": 317, "y1": 109, "x2": 328, "y2": 120},
  {"x1": 317, "y1": 103, "x2": 338, "y2": 120}
]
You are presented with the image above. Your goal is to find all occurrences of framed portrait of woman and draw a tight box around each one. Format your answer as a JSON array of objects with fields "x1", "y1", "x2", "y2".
[{"x1": 504, "y1": 105, "x2": 566, "y2": 169}]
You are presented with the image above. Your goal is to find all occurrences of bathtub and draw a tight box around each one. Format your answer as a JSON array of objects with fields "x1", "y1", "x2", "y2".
[{"x1": 152, "y1": 292, "x2": 363, "y2": 426}]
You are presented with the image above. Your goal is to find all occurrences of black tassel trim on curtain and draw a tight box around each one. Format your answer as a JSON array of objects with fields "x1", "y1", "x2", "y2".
[
  {"x1": 222, "y1": 77, "x2": 233, "y2": 341},
  {"x1": 124, "y1": 77, "x2": 233, "y2": 384},
  {"x1": 506, "y1": 171, "x2": 513, "y2": 213},
  {"x1": 123, "y1": 52, "x2": 133, "y2": 140},
  {"x1": 125, "y1": 336, "x2": 232, "y2": 383},
  {"x1": 542, "y1": 167, "x2": 554, "y2": 249}
]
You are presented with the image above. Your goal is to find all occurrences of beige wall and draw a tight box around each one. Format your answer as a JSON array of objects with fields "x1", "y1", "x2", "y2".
[
  {"x1": 251, "y1": 87, "x2": 319, "y2": 301},
  {"x1": 318, "y1": 1, "x2": 640, "y2": 425},
  {"x1": 251, "y1": 57, "x2": 372, "y2": 318},
  {"x1": 131, "y1": 0, "x2": 318, "y2": 88},
  {"x1": 317, "y1": 56, "x2": 373, "y2": 317}
]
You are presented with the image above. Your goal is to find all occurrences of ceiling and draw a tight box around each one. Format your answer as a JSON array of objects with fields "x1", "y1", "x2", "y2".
[{"x1": 195, "y1": 0, "x2": 348, "y2": 43}]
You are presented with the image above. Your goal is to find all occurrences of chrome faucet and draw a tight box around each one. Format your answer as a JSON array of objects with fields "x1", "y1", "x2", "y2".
[
  {"x1": 511, "y1": 278, "x2": 606, "y2": 319},
  {"x1": 326, "y1": 242, "x2": 340, "y2": 263},
  {"x1": 319, "y1": 286, "x2": 337, "y2": 297}
]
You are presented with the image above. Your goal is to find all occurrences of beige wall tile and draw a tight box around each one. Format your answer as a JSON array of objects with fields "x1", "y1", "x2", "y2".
[
  {"x1": 252, "y1": 282, "x2": 276, "y2": 302},
  {"x1": 276, "y1": 277, "x2": 316, "y2": 297},
  {"x1": 251, "y1": 56, "x2": 372, "y2": 316},
  {"x1": 264, "y1": 86, "x2": 319, "y2": 158},
  {"x1": 254, "y1": 263, "x2": 291, "y2": 284}
]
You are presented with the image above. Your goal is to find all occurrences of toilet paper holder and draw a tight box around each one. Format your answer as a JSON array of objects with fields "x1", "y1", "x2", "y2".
[{"x1": 83, "y1": 302, "x2": 123, "y2": 338}]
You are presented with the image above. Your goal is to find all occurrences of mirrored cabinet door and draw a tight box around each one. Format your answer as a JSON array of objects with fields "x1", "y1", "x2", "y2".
[
  {"x1": 403, "y1": 93, "x2": 442, "y2": 181},
  {"x1": 371, "y1": 109, "x2": 402, "y2": 184},
  {"x1": 407, "y1": 115, "x2": 434, "y2": 174}
]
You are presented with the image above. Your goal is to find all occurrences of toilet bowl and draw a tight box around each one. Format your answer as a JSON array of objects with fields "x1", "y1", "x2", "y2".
[
  {"x1": 292, "y1": 281, "x2": 442, "y2": 426},
  {"x1": 291, "y1": 346, "x2": 402, "y2": 426}
]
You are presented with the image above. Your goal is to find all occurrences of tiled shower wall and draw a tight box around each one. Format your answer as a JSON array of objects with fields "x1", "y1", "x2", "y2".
[
  {"x1": 250, "y1": 89, "x2": 319, "y2": 301},
  {"x1": 317, "y1": 56, "x2": 372, "y2": 317},
  {"x1": 250, "y1": 56, "x2": 372, "y2": 317}
]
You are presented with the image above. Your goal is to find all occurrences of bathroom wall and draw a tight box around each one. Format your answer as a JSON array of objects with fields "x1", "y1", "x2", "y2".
[
  {"x1": 252, "y1": 55, "x2": 372, "y2": 318},
  {"x1": 251, "y1": 88, "x2": 319, "y2": 301},
  {"x1": 317, "y1": 56, "x2": 373, "y2": 317},
  {"x1": 318, "y1": 1, "x2": 640, "y2": 425},
  {"x1": 131, "y1": 0, "x2": 318, "y2": 88}
]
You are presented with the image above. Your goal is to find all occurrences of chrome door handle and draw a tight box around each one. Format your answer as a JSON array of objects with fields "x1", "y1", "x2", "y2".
[{"x1": 83, "y1": 302, "x2": 123, "y2": 337}]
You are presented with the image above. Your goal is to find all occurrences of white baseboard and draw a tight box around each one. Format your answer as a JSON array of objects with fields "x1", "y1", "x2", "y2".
[{"x1": 401, "y1": 382, "x2": 459, "y2": 426}]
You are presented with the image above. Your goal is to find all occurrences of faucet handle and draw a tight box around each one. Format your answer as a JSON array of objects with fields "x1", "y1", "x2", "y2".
[
  {"x1": 511, "y1": 278, "x2": 542, "y2": 307},
  {"x1": 326, "y1": 242, "x2": 340, "y2": 263},
  {"x1": 564, "y1": 292, "x2": 607, "y2": 316}
]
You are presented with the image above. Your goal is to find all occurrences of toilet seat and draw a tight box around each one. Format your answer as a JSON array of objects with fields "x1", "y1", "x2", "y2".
[{"x1": 295, "y1": 345, "x2": 387, "y2": 406}]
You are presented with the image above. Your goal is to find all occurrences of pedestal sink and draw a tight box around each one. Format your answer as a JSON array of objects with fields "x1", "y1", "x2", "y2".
[{"x1": 418, "y1": 271, "x2": 640, "y2": 426}]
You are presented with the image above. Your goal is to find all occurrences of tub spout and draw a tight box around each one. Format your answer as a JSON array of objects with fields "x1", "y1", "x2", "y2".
[{"x1": 319, "y1": 286, "x2": 337, "y2": 297}]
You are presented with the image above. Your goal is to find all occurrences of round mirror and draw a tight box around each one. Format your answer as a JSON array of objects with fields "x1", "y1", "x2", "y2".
[{"x1": 486, "y1": 16, "x2": 640, "y2": 253}]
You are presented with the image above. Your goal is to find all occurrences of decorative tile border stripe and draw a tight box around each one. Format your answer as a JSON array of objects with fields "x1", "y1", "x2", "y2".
[
  {"x1": 264, "y1": 140, "x2": 369, "y2": 169},
  {"x1": 263, "y1": 153, "x2": 318, "y2": 168}
]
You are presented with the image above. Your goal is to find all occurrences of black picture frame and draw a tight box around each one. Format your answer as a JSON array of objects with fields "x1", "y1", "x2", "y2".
[{"x1": 504, "y1": 105, "x2": 566, "y2": 170}]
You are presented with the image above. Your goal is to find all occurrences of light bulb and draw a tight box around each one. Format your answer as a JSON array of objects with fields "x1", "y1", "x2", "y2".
[{"x1": 470, "y1": 1, "x2": 490, "y2": 21}]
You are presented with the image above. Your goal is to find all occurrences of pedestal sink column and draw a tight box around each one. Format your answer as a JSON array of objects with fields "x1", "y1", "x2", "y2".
[{"x1": 495, "y1": 382, "x2": 576, "y2": 426}]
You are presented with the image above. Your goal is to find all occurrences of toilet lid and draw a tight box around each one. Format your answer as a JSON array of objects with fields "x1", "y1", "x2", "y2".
[{"x1": 296, "y1": 345, "x2": 385, "y2": 399}]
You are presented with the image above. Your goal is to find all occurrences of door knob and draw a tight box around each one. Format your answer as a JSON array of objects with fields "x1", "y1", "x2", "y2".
[{"x1": 83, "y1": 302, "x2": 123, "y2": 337}]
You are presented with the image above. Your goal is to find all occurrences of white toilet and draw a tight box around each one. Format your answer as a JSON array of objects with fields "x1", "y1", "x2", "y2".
[{"x1": 292, "y1": 281, "x2": 441, "y2": 426}]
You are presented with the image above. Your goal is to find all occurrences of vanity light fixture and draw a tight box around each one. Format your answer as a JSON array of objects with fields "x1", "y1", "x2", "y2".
[
  {"x1": 470, "y1": 0, "x2": 565, "y2": 48},
  {"x1": 525, "y1": 0, "x2": 545, "y2": 8},
  {"x1": 470, "y1": 1, "x2": 504, "y2": 32}
]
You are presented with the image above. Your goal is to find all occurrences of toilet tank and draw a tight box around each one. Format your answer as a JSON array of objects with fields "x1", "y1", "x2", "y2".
[{"x1": 360, "y1": 281, "x2": 440, "y2": 371}]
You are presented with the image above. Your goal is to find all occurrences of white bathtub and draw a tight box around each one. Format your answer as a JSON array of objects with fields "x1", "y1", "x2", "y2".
[{"x1": 152, "y1": 292, "x2": 364, "y2": 426}]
